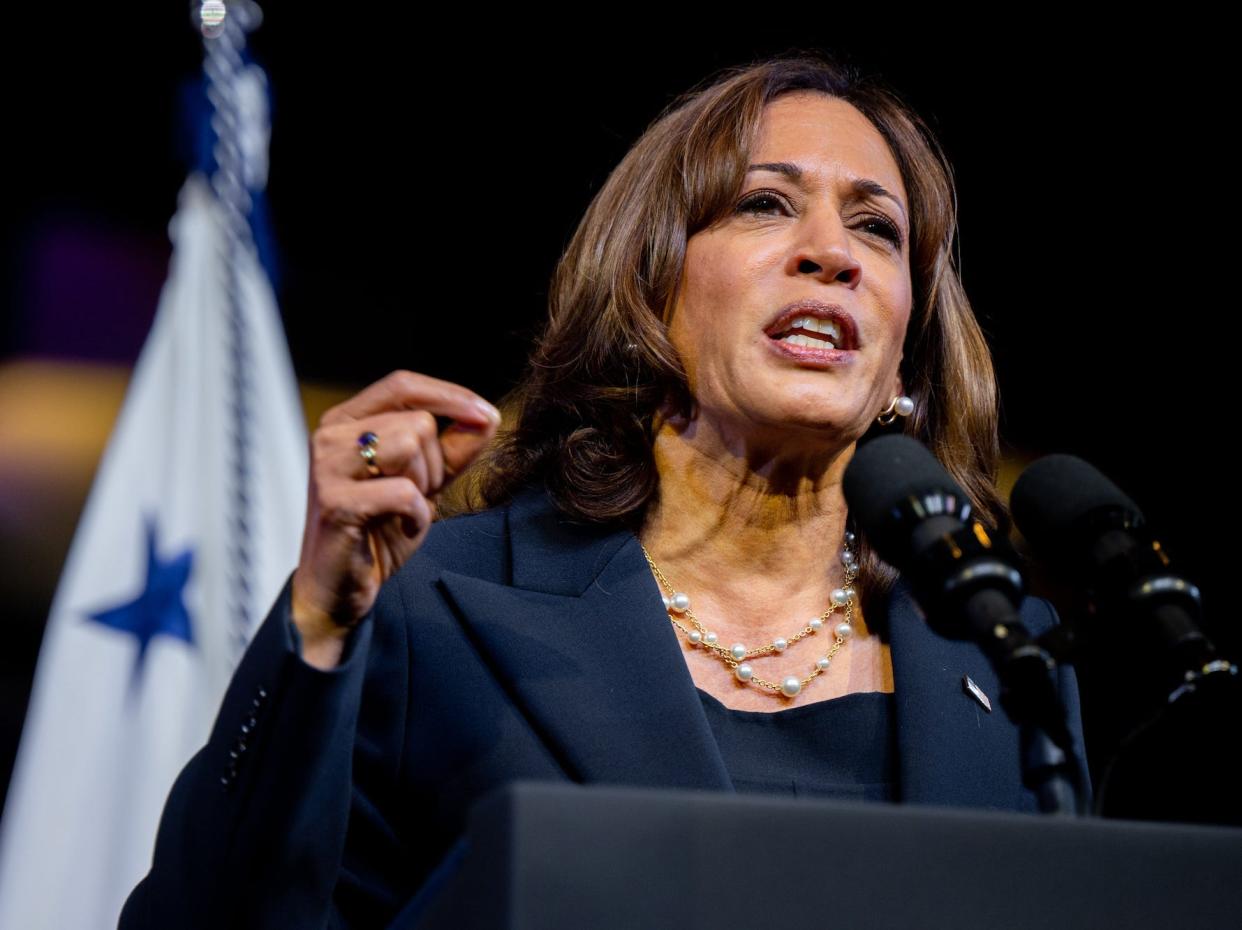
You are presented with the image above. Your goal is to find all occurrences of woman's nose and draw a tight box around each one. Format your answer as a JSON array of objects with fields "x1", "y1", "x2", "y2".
[{"x1": 788, "y1": 213, "x2": 862, "y2": 287}]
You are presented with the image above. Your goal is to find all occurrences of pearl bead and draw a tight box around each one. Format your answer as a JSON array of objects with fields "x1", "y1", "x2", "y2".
[
  {"x1": 831, "y1": 588, "x2": 849, "y2": 606},
  {"x1": 809, "y1": 617, "x2": 824, "y2": 632},
  {"x1": 735, "y1": 664, "x2": 754, "y2": 682},
  {"x1": 895, "y1": 396, "x2": 915, "y2": 416},
  {"x1": 841, "y1": 549, "x2": 857, "y2": 566},
  {"x1": 781, "y1": 676, "x2": 802, "y2": 697},
  {"x1": 844, "y1": 586, "x2": 856, "y2": 602},
  {"x1": 688, "y1": 630, "x2": 702, "y2": 644},
  {"x1": 704, "y1": 631, "x2": 718, "y2": 645},
  {"x1": 835, "y1": 621, "x2": 853, "y2": 640},
  {"x1": 670, "y1": 592, "x2": 690, "y2": 613},
  {"x1": 730, "y1": 643, "x2": 747, "y2": 661},
  {"x1": 844, "y1": 530, "x2": 856, "y2": 544},
  {"x1": 661, "y1": 595, "x2": 671, "y2": 609},
  {"x1": 817, "y1": 656, "x2": 831, "y2": 670},
  {"x1": 772, "y1": 637, "x2": 788, "y2": 652}
]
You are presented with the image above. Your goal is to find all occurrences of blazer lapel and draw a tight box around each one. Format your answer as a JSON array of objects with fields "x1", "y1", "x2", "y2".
[
  {"x1": 886, "y1": 578, "x2": 1024, "y2": 809},
  {"x1": 437, "y1": 485, "x2": 1025, "y2": 808},
  {"x1": 435, "y1": 485, "x2": 734, "y2": 792}
]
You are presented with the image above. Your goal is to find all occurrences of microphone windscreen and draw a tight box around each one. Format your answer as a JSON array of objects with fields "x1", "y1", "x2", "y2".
[
  {"x1": 844, "y1": 435, "x2": 968, "y2": 554},
  {"x1": 1010, "y1": 454, "x2": 1145, "y2": 556}
]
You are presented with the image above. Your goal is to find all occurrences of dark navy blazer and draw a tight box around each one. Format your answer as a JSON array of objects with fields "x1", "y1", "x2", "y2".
[{"x1": 121, "y1": 482, "x2": 1090, "y2": 929}]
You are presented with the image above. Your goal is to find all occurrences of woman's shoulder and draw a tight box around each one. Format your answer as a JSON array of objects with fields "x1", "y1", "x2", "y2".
[
  {"x1": 408, "y1": 502, "x2": 509, "y2": 580},
  {"x1": 394, "y1": 483, "x2": 551, "y2": 586}
]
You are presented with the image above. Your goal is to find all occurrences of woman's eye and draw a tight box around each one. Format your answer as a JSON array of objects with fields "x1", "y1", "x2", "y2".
[
  {"x1": 736, "y1": 192, "x2": 787, "y2": 215},
  {"x1": 860, "y1": 215, "x2": 904, "y2": 247},
  {"x1": 735, "y1": 195, "x2": 903, "y2": 248}
]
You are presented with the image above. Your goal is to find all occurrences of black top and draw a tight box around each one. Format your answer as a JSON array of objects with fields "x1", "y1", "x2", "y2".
[{"x1": 696, "y1": 688, "x2": 899, "y2": 802}]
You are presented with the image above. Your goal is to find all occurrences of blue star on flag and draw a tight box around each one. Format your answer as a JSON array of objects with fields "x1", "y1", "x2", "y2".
[{"x1": 88, "y1": 519, "x2": 195, "y2": 689}]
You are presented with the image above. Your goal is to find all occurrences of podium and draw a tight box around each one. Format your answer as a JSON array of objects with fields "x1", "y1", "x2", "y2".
[{"x1": 394, "y1": 781, "x2": 1242, "y2": 930}]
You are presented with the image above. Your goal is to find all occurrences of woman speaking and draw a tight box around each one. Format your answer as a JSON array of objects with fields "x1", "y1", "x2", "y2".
[{"x1": 121, "y1": 52, "x2": 1089, "y2": 928}]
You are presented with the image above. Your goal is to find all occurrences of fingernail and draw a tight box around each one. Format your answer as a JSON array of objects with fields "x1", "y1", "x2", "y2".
[{"x1": 475, "y1": 399, "x2": 502, "y2": 423}]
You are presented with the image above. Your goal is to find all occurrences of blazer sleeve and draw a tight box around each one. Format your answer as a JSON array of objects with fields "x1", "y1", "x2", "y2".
[{"x1": 119, "y1": 568, "x2": 415, "y2": 930}]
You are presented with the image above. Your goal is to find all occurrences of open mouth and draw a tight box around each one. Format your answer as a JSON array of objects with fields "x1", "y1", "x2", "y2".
[
  {"x1": 763, "y1": 302, "x2": 859, "y2": 351},
  {"x1": 769, "y1": 316, "x2": 845, "y2": 350}
]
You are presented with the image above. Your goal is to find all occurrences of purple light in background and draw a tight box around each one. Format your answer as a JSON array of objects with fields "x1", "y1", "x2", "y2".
[{"x1": 16, "y1": 214, "x2": 171, "y2": 364}]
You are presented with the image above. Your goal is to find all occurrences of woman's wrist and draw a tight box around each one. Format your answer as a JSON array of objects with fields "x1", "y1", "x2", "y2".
[
  {"x1": 297, "y1": 634, "x2": 348, "y2": 671},
  {"x1": 290, "y1": 581, "x2": 356, "y2": 669}
]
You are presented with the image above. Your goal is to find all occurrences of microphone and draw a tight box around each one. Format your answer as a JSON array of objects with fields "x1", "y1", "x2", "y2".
[
  {"x1": 843, "y1": 434, "x2": 1026, "y2": 652},
  {"x1": 1011, "y1": 454, "x2": 1240, "y2": 824},
  {"x1": 843, "y1": 435, "x2": 1077, "y2": 759},
  {"x1": 1010, "y1": 454, "x2": 1232, "y2": 703}
]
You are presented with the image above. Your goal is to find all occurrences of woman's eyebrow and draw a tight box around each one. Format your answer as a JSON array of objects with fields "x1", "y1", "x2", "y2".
[{"x1": 748, "y1": 162, "x2": 908, "y2": 220}]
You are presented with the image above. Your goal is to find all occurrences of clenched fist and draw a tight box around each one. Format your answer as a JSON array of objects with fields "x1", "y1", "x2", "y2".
[{"x1": 290, "y1": 370, "x2": 502, "y2": 668}]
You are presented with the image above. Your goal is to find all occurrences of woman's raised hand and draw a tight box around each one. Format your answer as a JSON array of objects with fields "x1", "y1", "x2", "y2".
[{"x1": 289, "y1": 370, "x2": 502, "y2": 668}]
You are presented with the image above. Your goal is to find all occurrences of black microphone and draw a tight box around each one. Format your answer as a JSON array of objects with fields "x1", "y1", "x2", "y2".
[
  {"x1": 844, "y1": 436, "x2": 1075, "y2": 746},
  {"x1": 844, "y1": 434, "x2": 1025, "y2": 652},
  {"x1": 1011, "y1": 454, "x2": 1240, "y2": 825},
  {"x1": 1010, "y1": 454, "x2": 1232, "y2": 703},
  {"x1": 844, "y1": 435, "x2": 1087, "y2": 813}
]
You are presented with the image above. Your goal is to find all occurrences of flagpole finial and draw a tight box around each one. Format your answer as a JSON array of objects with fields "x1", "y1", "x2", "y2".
[{"x1": 196, "y1": 1, "x2": 263, "y2": 40}]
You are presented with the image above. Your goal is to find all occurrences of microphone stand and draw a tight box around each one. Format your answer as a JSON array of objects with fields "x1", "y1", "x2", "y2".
[{"x1": 899, "y1": 504, "x2": 1090, "y2": 816}]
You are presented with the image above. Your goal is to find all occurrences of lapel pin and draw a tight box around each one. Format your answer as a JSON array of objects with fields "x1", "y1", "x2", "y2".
[{"x1": 962, "y1": 674, "x2": 992, "y2": 712}]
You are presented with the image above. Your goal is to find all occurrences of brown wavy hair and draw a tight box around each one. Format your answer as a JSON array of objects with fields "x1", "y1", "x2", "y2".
[{"x1": 444, "y1": 50, "x2": 1004, "y2": 619}]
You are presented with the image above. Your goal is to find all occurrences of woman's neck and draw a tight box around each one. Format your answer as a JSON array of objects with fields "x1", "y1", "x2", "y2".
[{"x1": 638, "y1": 412, "x2": 857, "y2": 635}]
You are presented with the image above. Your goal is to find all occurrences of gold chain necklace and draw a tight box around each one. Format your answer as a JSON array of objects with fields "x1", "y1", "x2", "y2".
[{"x1": 640, "y1": 534, "x2": 860, "y2": 699}]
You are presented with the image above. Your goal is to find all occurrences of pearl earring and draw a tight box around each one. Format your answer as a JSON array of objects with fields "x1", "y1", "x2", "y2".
[{"x1": 877, "y1": 395, "x2": 915, "y2": 426}]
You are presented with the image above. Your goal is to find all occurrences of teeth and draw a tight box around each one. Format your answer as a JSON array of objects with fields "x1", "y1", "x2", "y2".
[
  {"x1": 779, "y1": 333, "x2": 836, "y2": 350},
  {"x1": 788, "y1": 315, "x2": 842, "y2": 343}
]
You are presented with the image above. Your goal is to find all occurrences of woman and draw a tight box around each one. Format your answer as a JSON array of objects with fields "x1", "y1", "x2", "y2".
[{"x1": 122, "y1": 53, "x2": 1089, "y2": 928}]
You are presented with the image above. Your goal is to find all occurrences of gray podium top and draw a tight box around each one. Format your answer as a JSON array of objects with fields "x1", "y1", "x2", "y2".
[{"x1": 400, "y1": 780, "x2": 1242, "y2": 930}]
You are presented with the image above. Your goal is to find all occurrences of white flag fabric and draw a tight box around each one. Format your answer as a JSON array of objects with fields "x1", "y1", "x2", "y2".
[{"x1": 0, "y1": 163, "x2": 307, "y2": 926}]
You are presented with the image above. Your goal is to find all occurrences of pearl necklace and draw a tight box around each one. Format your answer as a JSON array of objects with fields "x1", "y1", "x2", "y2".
[{"x1": 640, "y1": 533, "x2": 860, "y2": 699}]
